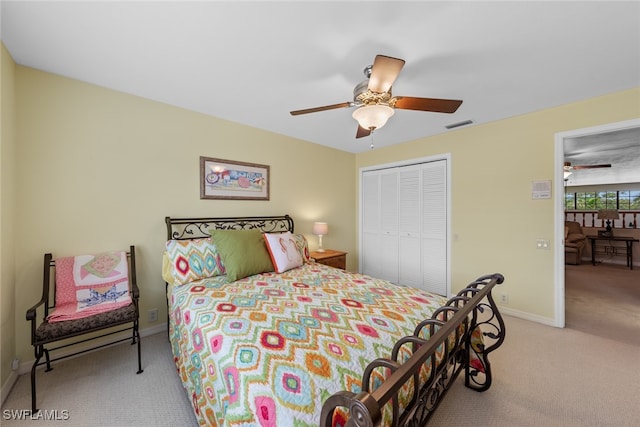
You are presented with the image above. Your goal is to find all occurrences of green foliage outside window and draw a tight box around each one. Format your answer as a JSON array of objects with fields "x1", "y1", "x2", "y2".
[{"x1": 565, "y1": 190, "x2": 640, "y2": 210}]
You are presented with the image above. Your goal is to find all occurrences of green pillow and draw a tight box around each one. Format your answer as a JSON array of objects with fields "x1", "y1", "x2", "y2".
[{"x1": 209, "y1": 229, "x2": 274, "y2": 281}]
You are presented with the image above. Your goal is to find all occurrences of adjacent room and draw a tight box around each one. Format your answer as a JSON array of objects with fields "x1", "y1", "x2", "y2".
[
  {"x1": 562, "y1": 127, "x2": 640, "y2": 346},
  {"x1": 1, "y1": 1, "x2": 639, "y2": 426}
]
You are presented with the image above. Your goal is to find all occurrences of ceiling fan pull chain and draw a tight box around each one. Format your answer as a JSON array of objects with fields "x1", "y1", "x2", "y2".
[{"x1": 370, "y1": 130, "x2": 375, "y2": 149}]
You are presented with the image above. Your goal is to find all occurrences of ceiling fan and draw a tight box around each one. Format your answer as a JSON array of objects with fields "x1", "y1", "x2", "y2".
[
  {"x1": 563, "y1": 161, "x2": 611, "y2": 180},
  {"x1": 563, "y1": 161, "x2": 612, "y2": 171},
  {"x1": 290, "y1": 54, "x2": 463, "y2": 139}
]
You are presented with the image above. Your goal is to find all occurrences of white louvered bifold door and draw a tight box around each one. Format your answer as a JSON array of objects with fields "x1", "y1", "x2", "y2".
[
  {"x1": 421, "y1": 160, "x2": 447, "y2": 295},
  {"x1": 398, "y1": 166, "x2": 422, "y2": 287},
  {"x1": 362, "y1": 170, "x2": 400, "y2": 282},
  {"x1": 362, "y1": 172, "x2": 381, "y2": 279},
  {"x1": 379, "y1": 171, "x2": 399, "y2": 283},
  {"x1": 361, "y1": 158, "x2": 448, "y2": 295}
]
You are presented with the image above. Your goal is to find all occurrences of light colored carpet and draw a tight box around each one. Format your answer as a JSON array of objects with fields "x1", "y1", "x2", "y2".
[
  {"x1": 430, "y1": 316, "x2": 640, "y2": 426},
  {"x1": 3, "y1": 305, "x2": 639, "y2": 426},
  {"x1": 1, "y1": 333, "x2": 198, "y2": 427},
  {"x1": 565, "y1": 262, "x2": 640, "y2": 346}
]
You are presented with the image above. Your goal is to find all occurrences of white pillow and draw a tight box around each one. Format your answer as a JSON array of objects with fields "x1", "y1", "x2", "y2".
[{"x1": 263, "y1": 232, "x2": 304, "y2": 273}]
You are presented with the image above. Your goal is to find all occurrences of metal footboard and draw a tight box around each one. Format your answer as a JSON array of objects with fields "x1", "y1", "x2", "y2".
[{"x1": 320, "y1": 273, "x2": 505, "y2": 427}]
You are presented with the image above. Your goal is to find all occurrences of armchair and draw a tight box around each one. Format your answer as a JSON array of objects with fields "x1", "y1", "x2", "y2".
[
  {"x1": 26, "y1": 246, "x2": 142, "y2": 412},
  {"x1": 565, "y1": 221, "x2": 587, "y2": 265}
]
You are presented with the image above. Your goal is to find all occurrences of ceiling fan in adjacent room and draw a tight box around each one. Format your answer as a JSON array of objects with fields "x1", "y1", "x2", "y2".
[
  {"x1": 563, "y1": 161, "x2": 611, "y2": 180},
  {"x1": 290, "y1": 54, "x2": 463, "y2": 139}
]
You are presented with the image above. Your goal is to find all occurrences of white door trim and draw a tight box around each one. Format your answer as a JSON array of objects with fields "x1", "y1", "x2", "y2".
[{"x1": 553, "y1": 118, "x2": 640, "y2": 327}]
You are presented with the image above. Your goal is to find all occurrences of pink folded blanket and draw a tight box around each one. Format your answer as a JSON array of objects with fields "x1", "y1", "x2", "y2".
[{"x1": 47, "y1": 251, "x2": 132, "y2": 323}]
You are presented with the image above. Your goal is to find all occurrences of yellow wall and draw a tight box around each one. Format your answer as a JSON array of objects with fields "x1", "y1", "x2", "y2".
[
  {"x1": 12, "y1": 66, "x2": 356, "y2": 362},
  {"x1": 1, "y1": 43, "x2": 18, "y2": 388},
  {"x1": 356, "y1": 87, "x2": 640, "y2": 321}
]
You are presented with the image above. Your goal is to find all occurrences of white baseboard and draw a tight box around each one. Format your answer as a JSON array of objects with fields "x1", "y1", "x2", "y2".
[
  {"x1": 497, "y1": 305, "x2": 558, "y2": 327},
  {"x1": 1, "y1": 323, "x2": 168, "y2": 406},
  {"x1": 1, "y1": 369, "x2": 19, "y2": 406}
]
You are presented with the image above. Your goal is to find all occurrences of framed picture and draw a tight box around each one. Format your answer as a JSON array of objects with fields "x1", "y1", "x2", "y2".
[{"x1": 200, "y1": 157, "x2": 270, "y2": 200}]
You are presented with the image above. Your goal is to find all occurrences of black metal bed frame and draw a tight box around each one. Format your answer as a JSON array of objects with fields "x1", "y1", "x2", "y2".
[
  {"x1": 164, "y1": 215, "x2": 294, "y2": 336},
  {"x1": 319, "y1": 273, "x2": 505, "y2": 426},
  {"x1": 163, "y1": 215, "x2": 505, "y2": 426},
  {"x1": 165, "y1": 214, "x2": 294, "y2": 241}
]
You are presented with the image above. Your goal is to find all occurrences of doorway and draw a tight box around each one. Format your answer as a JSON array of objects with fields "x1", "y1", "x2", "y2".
[{"x1": 554, "y1": 118, "x2": 640, "y2": 328}]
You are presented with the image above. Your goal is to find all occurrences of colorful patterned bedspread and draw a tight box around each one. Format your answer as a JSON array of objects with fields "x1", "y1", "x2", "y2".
[{"x1": 169, "y1": 262, "x2": 452, "y2": 426}]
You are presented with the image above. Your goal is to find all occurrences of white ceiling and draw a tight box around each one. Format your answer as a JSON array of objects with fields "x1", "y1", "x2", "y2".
[
  {"x1": 1, "y1": 0, "x2": 639, "y2": 159},
  {"x1": 564, "y1": 126, "x2": 640, "y2": 187}
]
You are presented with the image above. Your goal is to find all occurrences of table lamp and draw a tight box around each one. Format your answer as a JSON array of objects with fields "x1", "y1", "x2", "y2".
[
  {"x1": 312, "y1": 222, "x2": 328, "y2": 252},
  {"x1": 597, "y1": 209, "x2": 619, "y2": 234}
]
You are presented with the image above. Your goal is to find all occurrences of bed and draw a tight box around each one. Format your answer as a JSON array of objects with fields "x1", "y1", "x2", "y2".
[{"x1": 164, "y1": 215, "x2": 505, "y2": 426}]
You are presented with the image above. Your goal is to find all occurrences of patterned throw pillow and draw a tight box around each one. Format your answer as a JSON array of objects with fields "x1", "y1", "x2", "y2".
[
  {"x1": 290, "y1": 233, "x2": 311, "y2": 263},
  {"x1": 264, "y1": 232, "x2": 304, "y2": 273},
  {"x1": 165, "y1": 238, "x2": 225, "y2": 285}
]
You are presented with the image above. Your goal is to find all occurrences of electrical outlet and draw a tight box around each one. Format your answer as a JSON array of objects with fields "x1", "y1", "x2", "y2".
[
  {"x1": 536, "y1": 239, "x2": 550, "y2": 250},
  {"x1": 500, "y1": 293, "x2": 509, "y2": 304},
  {"x1": 148, "y1": 308, "x2": 158, "y2": 322}
]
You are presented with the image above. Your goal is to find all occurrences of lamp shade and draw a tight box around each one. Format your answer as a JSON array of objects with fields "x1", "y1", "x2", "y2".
[
  {"x1": 597, "y1": 209, "x2": 620, "y2": 220},
  {"x1": 312, "y1": 222, "x2": 328, "y2": 236},
  {"x1": 352, "y1": 105, "x2": 394, "y2": 130}
]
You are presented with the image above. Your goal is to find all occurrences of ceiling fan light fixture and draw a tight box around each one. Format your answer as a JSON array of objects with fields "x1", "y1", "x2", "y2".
[{"x1": 352, "y1": 104, "x2": 394, "y2": 131}]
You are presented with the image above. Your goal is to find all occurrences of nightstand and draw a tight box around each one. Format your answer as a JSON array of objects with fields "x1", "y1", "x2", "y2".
[{"x1": 310, "y1": 249, "x2": 347, "y2": 270}]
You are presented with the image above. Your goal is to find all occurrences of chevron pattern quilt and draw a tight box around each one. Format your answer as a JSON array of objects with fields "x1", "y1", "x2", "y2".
[{"x1": 168, "y1": 262, "x2": 453, "y2": 426}]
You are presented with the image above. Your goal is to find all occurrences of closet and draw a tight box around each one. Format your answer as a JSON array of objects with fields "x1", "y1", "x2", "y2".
[{"x1": 361, "y1": 158, "x2": 448, "y2": 295}]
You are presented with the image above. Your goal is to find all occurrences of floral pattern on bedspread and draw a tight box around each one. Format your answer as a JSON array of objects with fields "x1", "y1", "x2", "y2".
[{"x1": 169, "y1": 262, "x2": 452, "y2": 426}]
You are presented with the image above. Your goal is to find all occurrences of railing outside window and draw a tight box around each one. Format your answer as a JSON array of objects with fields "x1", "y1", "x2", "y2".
[{"x1": 564, "y1": 210, "x2": 640, "y2": 229}]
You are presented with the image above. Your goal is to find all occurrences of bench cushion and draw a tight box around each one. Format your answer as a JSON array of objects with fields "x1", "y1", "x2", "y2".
[{"x1": 35, "y1": 303, "x2": 137, "y2": 344}]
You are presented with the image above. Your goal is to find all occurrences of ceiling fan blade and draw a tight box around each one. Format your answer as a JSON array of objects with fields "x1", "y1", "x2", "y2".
[
  {"x1": 394, "y1": 96, "x2": 463, "y2": 113},
  {"x1": 368, "y1": 55, "x2": 405, "y2": 93},
  {"x1": 356, "y1": 125, "x2": 371, "y2": 139},
  {"x1": 290, "y1": 102, "x2": 352, "y2": 116},
  {"x1": 570, "y1": 164, "x2": 612, "y2": 170}
]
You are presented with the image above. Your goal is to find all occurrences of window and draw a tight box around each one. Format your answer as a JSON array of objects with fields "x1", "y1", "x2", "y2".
[
  {"x1": 564, "y1": 193, "x2": 575, "y2": 210},
  {"x1": 619, "y1": 190, "x2": 640, "y2": 209},
  {"x1": 565, "y1": 189, "x2": 640, "y2": 210}
]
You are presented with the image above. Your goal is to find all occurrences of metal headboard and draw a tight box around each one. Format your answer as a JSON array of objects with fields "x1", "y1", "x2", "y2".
[{"x1": 165, "y1": 215, "x2": 294, "y2": 241}]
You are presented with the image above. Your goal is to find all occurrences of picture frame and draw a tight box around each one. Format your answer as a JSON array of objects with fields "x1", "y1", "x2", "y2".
[{"x1": 200, "y1": 157, "x2": 270, "y2": 200}]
